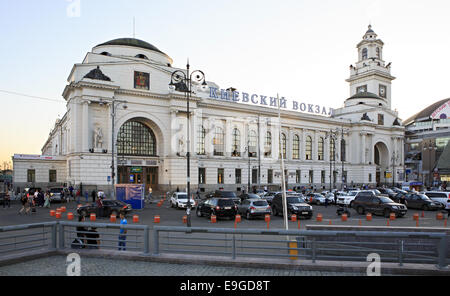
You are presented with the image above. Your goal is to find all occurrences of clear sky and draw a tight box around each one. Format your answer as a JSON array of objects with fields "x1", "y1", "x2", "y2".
[{"x1": 1, "y1": 0, "x2": 450, "y2": 167}]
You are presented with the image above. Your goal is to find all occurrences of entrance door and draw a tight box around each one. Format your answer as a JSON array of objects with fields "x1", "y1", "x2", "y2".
[
  {"x1": 376, "y1": 171, "x2": 381, "y2": 186},
  {"x1": 145, "y1": 167, "x2": 158, "y2": 192}
]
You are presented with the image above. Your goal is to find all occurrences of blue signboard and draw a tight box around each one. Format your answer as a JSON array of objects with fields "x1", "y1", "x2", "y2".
[
  {"x1": 129, "y1": 174, "x2": 134, "y2": 183},
  {"x1": 116, "y1": 184, "x2": 144, "y2": 210}
]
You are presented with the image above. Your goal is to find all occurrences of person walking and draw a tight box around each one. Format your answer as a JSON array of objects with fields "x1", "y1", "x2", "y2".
[
  {"x1": 148, "y1": 187, "x2": 152, "y2": 200},
  {"x1": 96, "y1": 196, "x2": 104, "y2": 217},
  {"x1": 76, "y1": 188, "x2": 81, "y2": 204},
  {"x1": 44, "y1": 191, "x2": 51, "y2": 208},
  {"x1": 91, "y1": 190, "x2": 97, "y2": 203},
  {"x1": 18, "y1": 193, "x2": 28, "y2": 215},
  {"x1": 118, "y1": 212, "x2": 128, "y2": 251},
  {"x1": 27, "y1": 192, "x2": 35, "y2": 214}
]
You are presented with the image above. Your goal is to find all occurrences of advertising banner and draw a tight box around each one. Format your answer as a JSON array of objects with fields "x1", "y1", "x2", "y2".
[{"x1": 116, "y1": 184, "x2": 144, "y2": 209}]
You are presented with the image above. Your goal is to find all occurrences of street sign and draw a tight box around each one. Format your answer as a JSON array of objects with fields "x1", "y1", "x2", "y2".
[{"x1": 129, "y1": 174, "x2": 134, "y2": 182}]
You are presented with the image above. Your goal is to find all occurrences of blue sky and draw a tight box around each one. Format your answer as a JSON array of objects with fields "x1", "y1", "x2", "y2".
[{"x1": 1, "y1": 0, "x2": 450, "y2": 165}]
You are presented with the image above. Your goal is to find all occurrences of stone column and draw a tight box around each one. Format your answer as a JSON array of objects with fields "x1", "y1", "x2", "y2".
[
  {"x1": 82, "y1": 100, "x2": 90, "y2": 152},
  {"x1": 361, "y1": 132, "x2": 366, "y2": 164}
]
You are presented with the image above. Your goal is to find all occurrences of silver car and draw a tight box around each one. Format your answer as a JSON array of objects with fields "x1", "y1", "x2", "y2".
[{"x1": 237, "y1": 198, "x2": 271, "y2": 220}]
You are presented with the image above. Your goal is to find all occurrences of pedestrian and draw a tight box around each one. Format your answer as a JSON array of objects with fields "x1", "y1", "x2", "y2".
[
  {"x1": 44, "y1": 191, "x2": 51, "y2": 208},
  {"x1": 334, "y1": 191, "x2": 337, "y2": 205},
  {"x1": 76, "y1": 189, "x2": 81, "y2": 204},
  {"x1": 28, "y1": 192, "x2": 35, "y2": 214},
  {"x1": 84, "y1": 191, "x2": 89, "y2": 203},
  {"x1": 118, "y1": 212, "x2": 127, "y2": 251},
  {"x1": 38, "y1": 190, "x2": 44, "y2": 207},
  {"x1": 3, "y1": 192, "x2": 10, "y2": 209},
  {"x1": 91, "y1": 190, "x2": 97, "y2": 203},
  {"x1": 18, "y1": 193, "x2": 28, "y2": 215},
  {"x1": 148, "y1": 187, "x2": 152, "y2": 200},
  {"x1": 176, "y1": 187, "x2": 179, "y2": 193},
  {"x1": 96, "y1": 196, "x2": 103, "y2": 217},
  {"x1": 399, "y1": 195, "x2": 408, "y2": 206},
  {"x1": 72, "y1": 215, "x2": 87, "y2": 249},
  {"x1": 324, "y1": 196, "x2": 329, "y2": 208}
]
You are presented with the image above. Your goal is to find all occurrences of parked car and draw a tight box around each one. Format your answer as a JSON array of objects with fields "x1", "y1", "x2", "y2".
[
  {"x1": 377, "y1": 188, "x2": 396, "y2": 199},
  {"x1": 271, "y1": 193, "x2": 313, "y2": 219},
  {"x1": 424, "y1": 191, "x2": 450, "y2": 211},
  {"x1": 196, "y1": 198, "x2": 238, "y2": 219},
  {"x1": 403, "y1": 193, "x2": 444, "y2": 211},
  {"x1": 170, "y1": 192, "x2": 196, "y2": 209},
  {"x1": 206, "y1": 190, "x2": 241, "y2": 204},
  {"x1": 262, "y1": 192, "x2": 277, "y2": 205},
  {"x1": 49, "y1": 187, "x2": 66, "y2": 203},
  {"x1": 237, "y1": 198, "x2": 272, "y2": 220},
  {"x1": 337, "y1": 190, "x2": 360, "y2": 207},
  {"x1": 352, "y1": 191, "x2": 407, "y2": 218},
  {"x1": 77, "y1": 200, "x2": 132, "y2": 218},
  {"x1": 305, "y1": 193, "x2": 331, "y2": 205}
]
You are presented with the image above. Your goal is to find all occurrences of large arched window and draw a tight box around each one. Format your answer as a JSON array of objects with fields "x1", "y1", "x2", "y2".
[
  {"x1": 248, "y1": 130, "x2": 257, "y2": 157},
  {"x1": 196, "y1": 125, "x2": 205, "y2": 155},
  {"x1": 213, "y1": 127, "x2": 224, "y2": 156},
  {"x1": 232, "y1": 128, "x2": 241, "y2": 157},
  {"x1": 279, "y1": 133, "x2": 287, "y2": 159},
  {"x1": 362, "y1": 48, "x2": 368, "y2": 60},
  {"x1": 293, "y1": 134, "x2": 300, "y2": 159},
  {"x1": 318, "y1": 137, "x2": 324, "y2": 160},
  {"x1": 305, "y1": 136, "x2": 312, "y2": 160},
  {"x1": 330, "y1": 138, "x2": 336, "y2": 161},
  {"x1": 264, "y1": 131, "x2": 272, "y2": 157},
  {"x1": 117, "y1": 120, "x2": 156, "y2": 156}
]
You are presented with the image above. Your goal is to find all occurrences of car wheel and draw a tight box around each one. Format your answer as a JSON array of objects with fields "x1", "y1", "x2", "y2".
[
  {"x1": 246, "y1": 211, "x2": 251, "y2": 220},
  {"x1": 196, "y1": 208, "x2": 203, "y2": 217},
  {"x1": 357, "y1": 206, "x2": 365, "y2": 215}
]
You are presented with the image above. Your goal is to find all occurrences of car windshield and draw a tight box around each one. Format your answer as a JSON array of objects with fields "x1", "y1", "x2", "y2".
[
  {"x1": 218, "y1": 199, "x2": 235, "y2": 206},
  {"x1": 385, "y1": 189, "x2": 394, "y2": 194},
  {"x1": 287, "y1": 196, "x2": 305, "y2": 204},
  {"x1": 176, "y1": 194, "x2": 188, "y2": 200},
  {"x1": 379, "y1": 196, "x2": 394, "y2": 203},
  {"x1": 50, "y1": 188, "x2": 63, "y2": 193},
  {"x1": 253, "y1": 200, "x2": 268, "y2": 206},
  {"x1": 418, "y1": 194, "x2": 431, "y2": 201},
  {"x1": 374, "y1": 190, "x2": 381, "y2": 195},
  {"x1": 220, "y1": 191, "x2": 237, "y2": 198},
  {"x1": 247, "y1": 194, "x2": 260, "y2": 199},
  {"x1": 348, "y1": 191, "x2": 359, "y2": 196}
]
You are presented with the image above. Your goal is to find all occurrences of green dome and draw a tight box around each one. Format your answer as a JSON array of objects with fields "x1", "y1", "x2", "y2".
[
  {"x1": 96, "y1": 38, "x2": 166, "y2": 55},
  {"x1": 348, "y1": 92, "x2": 382, "y2": 100}
]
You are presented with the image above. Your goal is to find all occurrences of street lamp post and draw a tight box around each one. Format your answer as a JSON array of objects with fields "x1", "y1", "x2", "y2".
[
  {"x1": 423, "y1": 140, "x2": 437, "y2": 188},
  {"x1": 169, "y1": 62, "x2": 207, "y2": 227},
  {"x1": 326, "y1": 129, "x2": 338, "y2": 191}
]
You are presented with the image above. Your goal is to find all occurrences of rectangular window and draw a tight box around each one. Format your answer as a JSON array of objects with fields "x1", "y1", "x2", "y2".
[
  {"x1": 49, "y1": 170, "x2": 57, "y2": 183},
  {"x1": 252, "y1": 169, "x2": 258, "y2": 184},
  {"x1": 309, "y1": 170, "x2": 314, "y2": 184},
  {"x1": 369, "y1": 173, "x2": 372, "y2": 182},
  {"x1": 378, "y1": 114, "x2": 384, "y2": 125},
  {"x1": 268, "y1": 169, "x2": 273, "y2": 184},
  {"x1": 198, "y1": 168, "x2": 206, "y2": 184},
  {"x1": 321, "y1": 170, "x2": 326, "y2": 184},
  {"x1": 235, "y1": 169, "x2": 242, "y2": 184},
  {"x1": 197, "y1": 126, "x2": 206, "y2": 155},
  {"x1": 27, "y1": 169, "x2": 35, "y2": 183},
  {"x1": 218, "y1": 168, "x2": 224, "y2": 184},
  {"x1": 296, "y1": 170, "x2": 301, "y2": 184}
]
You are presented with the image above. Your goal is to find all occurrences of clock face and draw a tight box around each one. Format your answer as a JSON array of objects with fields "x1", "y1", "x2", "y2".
[{"x1": 379, "y1": 85, "x2": 387, "y2": 98}]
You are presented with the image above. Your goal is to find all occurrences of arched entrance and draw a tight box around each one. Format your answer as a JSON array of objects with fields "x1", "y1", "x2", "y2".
[
  {"x1": 116, "y1": 118, "x2": 160, "y2": 192},
  {"x1": 374, "y1": 141, "x2": 390, "y2": 186}
]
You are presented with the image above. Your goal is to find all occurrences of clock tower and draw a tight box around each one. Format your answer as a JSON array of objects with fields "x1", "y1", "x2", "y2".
[{"x1": 346, "y1": 25, "x2": 396, "y2": 109}]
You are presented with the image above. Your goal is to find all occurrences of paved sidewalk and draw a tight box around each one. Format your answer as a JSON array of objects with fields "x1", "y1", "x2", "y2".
[{"x1": 0, "y1": 255, "x2": 364, "y2": 276}]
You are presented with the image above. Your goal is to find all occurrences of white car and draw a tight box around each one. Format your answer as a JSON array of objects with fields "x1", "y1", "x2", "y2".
[
  {"x1": 424, "y1": 191, "x2": 450, "y2": 210},
  {"x1": 170, "y1": 192, "x2": 196, "y2": 209},
  {"x1": 336, "y1": 190, "x2": 360, "y2": 207}
]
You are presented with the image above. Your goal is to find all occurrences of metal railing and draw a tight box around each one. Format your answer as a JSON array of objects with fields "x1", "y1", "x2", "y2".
[
  {"x1": 153, "y1": 226, "x2": 449, "y2": 269},
  {"x1": 0, "y1": 222, "x2": 448, "y2": 270}
]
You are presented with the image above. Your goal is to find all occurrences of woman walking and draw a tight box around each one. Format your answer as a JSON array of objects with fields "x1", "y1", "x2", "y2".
[{"x1": 44, "y1": 191, "x2": 51, "y2": 208}]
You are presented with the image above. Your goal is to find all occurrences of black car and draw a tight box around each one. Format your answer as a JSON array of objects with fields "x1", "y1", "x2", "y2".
[
  {"x1": 352, "y1": 192, "x2": 407, "y2": 218},
  {"x1": 271, "y1": 193, "x2": 313, "y2": 219},
  {"x1": 377, "y1": 188, "x2": 396, "y2": 199},
  {"x1": 209, "y1": 190, "x2": 241, "y2": 204},
  {"x1": 196, "y1": 198, "x2": 238, "y2": 219},
  {"x1": 77, "y1": 199, "x2": 132, "y2": 218},
  {"x1": 403, "y1": 193, "x2": 444, "y2": 211}
]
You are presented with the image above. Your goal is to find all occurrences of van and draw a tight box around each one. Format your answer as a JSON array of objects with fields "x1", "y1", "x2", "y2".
[{"x1": 424, "y1": 191, "x2": 450, "y2": 210}]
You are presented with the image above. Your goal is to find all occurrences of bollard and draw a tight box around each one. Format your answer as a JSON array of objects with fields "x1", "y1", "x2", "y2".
[
  {"x1": 133, "y1": 215, "x2": 139, "y2": 223},
  {"x1": 291, "y1": 214, "x2": 297, "y2": 222},
  {"x1": 329, "y1": 219, "x2": 332, "y2": 225},
  {"x1": 211, "y1": 215, "x2": 217, "y2": 223},
  {"x1": 437, "y1": 212, "x2": 444, "y2": 220},
  {"x1": 298, "y1": 220, "x2": 301, "y2": 229},
  {"x1": 358, "y1": 219, "x2": 362, "y2": 226},
  {"x1": 316, "y1": 213, "x2": 323, "y2": 222},
  {"x1": 341, "y1": 213, "x2": 348, "y2": 222},
  {"x1": 235, "y1": 214, "x2": 241, "y2": 223},
  {"x1": 182, "y1": 215, "x2": 187, "y2": 224},
  {"x1": 50, "y1": 210, "x2": 56, "y2": 217},
  {"x1": 390, "y1": 212, "x2": 396, "y2": 221},
  {"x1": 416, "y1": 219, "x2": 419, "y2": 227},
  {"x1": 386, "y1": 219, "x2": 390, "y2": 226},
  {"x1": 421, "y1": 211, "x2": 425, "y2": 218},
  {"x1": 110, "y1": 214, "x2": 117, "y2": 223},
  {"x1": 90, "y1": 213, "x2": 96, "y2": 222},
  {"x1": 67, "y1": 212, "x2": 74, "y2": 220},
  {"x1": 55, "y1": 211, "x2": 62, "y2": 219},
  {"x1": 154, "y1": 215, "x2": 160, "y2": 223},
  {"x1": 445, "y1": 219, "x2": 447, "y2": 227},
  {"x1": 366, "y1": 213, "x2": 372, "y2": 221},
  {"x1": 413, "y1": 213, "x2": 419, "y2": 221},
  {"x1": 60, "y1": 206, "x2": 66, "y2": 213},
  {"x1": 157, "y1": 202, "x2": 162, "y2": 207},
  {"x1": 265, "y1": 214, "x2": 270, "y2": 229}
]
